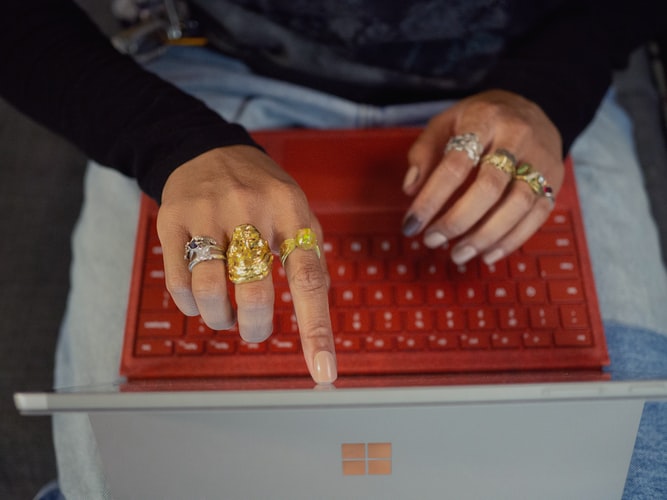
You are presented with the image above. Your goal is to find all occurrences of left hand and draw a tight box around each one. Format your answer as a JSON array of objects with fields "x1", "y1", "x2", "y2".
[{"x1": 401, "y1": 89, "x2": 564, "y2": 265}]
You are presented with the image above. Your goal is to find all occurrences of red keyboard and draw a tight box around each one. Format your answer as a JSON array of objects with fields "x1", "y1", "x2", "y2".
[{"x1": 120, "y1": 128, "x2": 608, "y2": 380}]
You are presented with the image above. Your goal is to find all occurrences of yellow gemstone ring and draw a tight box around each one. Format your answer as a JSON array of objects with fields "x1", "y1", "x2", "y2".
[{"x1": 280, "y1": 228, "x2": 321, "y2": 267}]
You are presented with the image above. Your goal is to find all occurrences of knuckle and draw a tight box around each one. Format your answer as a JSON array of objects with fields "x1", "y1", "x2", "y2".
[
  {"x1": 440, "y1": 158, "x2": 471, "y2": 183},
  {"x1": 236, "y1": 284, "x2": 274, "y2": 310},
  {"x1": 508, "y1": 183, "x2": 536, "y2": 212},
  {"x1": 476, "y1": 170, "x2": 509, "y2": 198},
  {"x1": 289, "y1": 262, "x2": 328, "y2": 294},
  {"x1": 190, "y1": 275, "x2": 227, "y2": 300}
]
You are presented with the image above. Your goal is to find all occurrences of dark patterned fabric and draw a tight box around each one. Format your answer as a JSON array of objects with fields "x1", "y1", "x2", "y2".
[{"x1": 215, "y1": 0, "x2": 559, "y2": 85}]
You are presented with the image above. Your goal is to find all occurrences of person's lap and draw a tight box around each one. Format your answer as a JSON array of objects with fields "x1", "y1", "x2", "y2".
[{"x1": 53, "y1": 47, "x2": 667, "y2": 498}]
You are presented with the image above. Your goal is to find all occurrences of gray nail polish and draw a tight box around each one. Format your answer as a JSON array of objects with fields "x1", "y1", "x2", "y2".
[{"x1": 402, "y1": 215, "x2": 422, "y2": 237}]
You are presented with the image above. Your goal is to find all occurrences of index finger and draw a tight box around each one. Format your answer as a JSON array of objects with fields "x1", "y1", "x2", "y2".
[{"x1": 283, "y1": 246, "x2": 337, "y2": 384}]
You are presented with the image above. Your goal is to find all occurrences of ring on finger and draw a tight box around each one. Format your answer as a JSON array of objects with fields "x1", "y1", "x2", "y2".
[
  {"x1": 514, "y1": 163, "x2": 555, "y2": 203},
  {"x1": 184, "y1": 236, "x2": 226, "y2": 272},
  {"x1": 280, "y1": 228, "x2": 321, "y2": 267},
  {"x1": 226, "y1": 224, "x2": 273, "y2": 284},
  {"x1": 481, "y1": 149, "x2": 517, "y2": 176},
  {"x1": 445, "y1": 132, "x2": 483, "y2": 165}
]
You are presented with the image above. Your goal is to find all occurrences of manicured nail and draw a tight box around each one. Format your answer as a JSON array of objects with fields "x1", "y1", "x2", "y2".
[
  {"x1": 402, "y1": 215, "x2": 422, "y2": 237},
  {"x1": 483, "y1": 248, "x2": 505, "y2": 265},
  {"x1": 402, "y1": 165, "x2": 420, "y2": 191},
  {"x1": 451, "y1": 245, "x2": 477, "y2": 265},
  {"x1": 314, "y1": 351, "x2": 337, "y2": 384},
  {"x1": 424, "y1": 231, "x2": 448, "y2": 249}
]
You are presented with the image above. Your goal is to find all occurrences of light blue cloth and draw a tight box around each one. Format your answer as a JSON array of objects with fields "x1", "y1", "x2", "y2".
[{"x1": 53, "y1": 46, "x2": 667, "y2": 498}]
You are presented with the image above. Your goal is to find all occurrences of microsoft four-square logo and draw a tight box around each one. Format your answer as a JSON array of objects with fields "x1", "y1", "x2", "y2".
[{"x1": 341, "y1": 442, "x2": 392, "y2": 476}]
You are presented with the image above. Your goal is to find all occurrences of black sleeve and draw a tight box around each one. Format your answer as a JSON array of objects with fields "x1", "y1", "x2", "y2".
[
  {"x1": 476, "y1": 0, "x2": 667, "y2": 156},
  {"x1": 0, "y1": 0, "x2": 259, "y2": 202}
]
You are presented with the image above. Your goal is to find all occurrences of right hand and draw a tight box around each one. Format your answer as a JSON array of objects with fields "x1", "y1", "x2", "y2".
[{"x1": 156, "y1": 145, "x2": 337, "y2": 384}]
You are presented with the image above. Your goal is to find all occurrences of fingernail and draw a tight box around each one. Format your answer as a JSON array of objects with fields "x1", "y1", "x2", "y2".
[
  {"x1": 402, "y1": 215, "x2": 422, "y2": 237},
  {"x1": 424, "y1": 231, "x2": 448, "y2": 249},
  {"x1": 313, "y1": 351, "x2": 337, "y2": 384},
  {"x1": 402, "y1": 165, "x2": 420, "y2": 191},
  {"x1": 483, "y1": 248, "x2": 505, "y2": 265},
  {"x1": 451, "y1": 245, "x2": 477, "y2": 265}
]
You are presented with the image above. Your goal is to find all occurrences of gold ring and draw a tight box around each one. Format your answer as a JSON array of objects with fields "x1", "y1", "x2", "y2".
[
  {"x1": 280, "y1": 228, "x2": 321, "y2": 267},
  {"x1": 226, "y1": 224, "x2": 273, "y2": 284},
  {"x1": 514, "y1": 163, "x2": 554, "y2": 202},
  {"x1": 481, "y1": 149, "x2": 517, "y2": 176}
]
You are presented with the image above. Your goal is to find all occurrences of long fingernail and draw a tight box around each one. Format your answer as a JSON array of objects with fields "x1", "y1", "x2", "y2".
[
  {"x1": 402, "y1": 215, "x2": 422, "y2": 237},
  {"x1": 451, "y1": 245, "x2": 477, "y2": 265},
  {"x1": 424, "y1": 231, "x2": 448, "y2": 249},
  {"x1": 313, "y1": 351, "x2": 337, "y2": 384},
  {"x1": 483, "y1": 248, "x2": 505, "y2": 265},
  {"x1": 402, "y1": 165, "x2": 420, "y2": 191}
]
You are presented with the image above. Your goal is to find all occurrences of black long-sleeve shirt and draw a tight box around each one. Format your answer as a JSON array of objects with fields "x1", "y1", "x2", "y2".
[{"x1": 2, "y1": 0, "x2": 665, "y2": 202}]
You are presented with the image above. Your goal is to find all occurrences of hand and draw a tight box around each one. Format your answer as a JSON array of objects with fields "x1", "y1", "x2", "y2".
[
  {"x1": 157, "y1": 145, "x2": 337, "y2": 384},
  {"x1": 402, "y1": 90, "x2": 564, "y2": 265}
]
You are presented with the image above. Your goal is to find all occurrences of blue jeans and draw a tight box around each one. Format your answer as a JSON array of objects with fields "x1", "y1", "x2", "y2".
[{"x1": 53, "y1": 47, "x2": 667, "y2": 499}]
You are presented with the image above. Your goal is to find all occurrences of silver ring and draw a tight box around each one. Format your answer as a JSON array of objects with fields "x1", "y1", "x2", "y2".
[
  {"x1": 184, "y1": 236, "x2": 226, "y2": 272},
  {"x1": 445, "y1": 133, "x2": 483, "y2": 165}
]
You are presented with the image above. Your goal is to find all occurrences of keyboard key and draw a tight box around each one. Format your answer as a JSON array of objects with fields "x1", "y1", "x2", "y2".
[
  {"x1": 366, "y1": 285, "x2": 393, "y2": 306},
  {"x1": 523, "y1": 232, "x2": 574, "y2": 254},
  {"x1": 186, "y1": 317, "x2": 217, "y2": 337},
  {"x1": 480, "y1": 260, "x2": 508, "y2": 280},
  {"x1": 342, "y1": 311, "x2": 371, "y2": 333},
  {"x1": 330, "y1": 261, "x2": 356, "y2": 281},
  {"x1": 397, "y1": 334, "x2": 427, "y2": 350},
  {"x1": 365, "y1": 335, "x2": 394, "y2": 351},
  {"x1": 239, "y1": 341, "x2": 267, "y2": 354},
  {"x1": 207, "y1": 339, "x2": 235, "y2": 354},
  {"x1": 508, "y1": 255, "x2": 538, "y2": 279},
  {"x1": 428, "y1": 333, "x2": 458, "y2": 350},
  {"x1": 523, "y1": 331, "x2": 553, "y2": 348},
  {"x1": 549, "y1": 281, "x2": 584, "y2": 303},
  {"x1": 427, "y1": 283, "x2": 455, "y2": 305},
  {"x1": 388, "y1": 259, "x2": 415, "y2": 281},
  {"x1": 396, "y1": 284, "x2": 424, "y2": 306},
  {"x1": 135, "y1": 339, "x2": 173, "y2": 356},
  {"x1": 270, "y1": 337, "x2": 299, "y2": 353},
  {"x1": 488, "y1": 282, "x2": 516, "y2": 304},
  {"x1": 467, "y1": 308, "x2": 496, "y2": 330},
  {"x1": 560, "y1": 305, "x2": 590, "y2": 329},
  {"x1": 342, "y1": 236, "x2": 369, "y2": 258},
  {"x1": 518, "y1": 282, "x2": 547, "y2": 304},
  {"x1": 334, "y1": 285, "x2": 362, "y2": 306},
  {"x1": 141, "y1": 287, "x2": 175, "y2": 311},
  {"x1": 137, "y1": 312, "x2": 184, "y2": 337},
  {"x1": 436, "y1": 308, "x2": 465, "y2": 330},
  {"x1": 530, "y1": 306, "x2": 559, "y2": 329},
  {"x1": 554, "y1": 330, "x2": 593, "y2": 347},
  {"x1": 335, "y1": 335, "x2": 361, "y2": 352},
  {"x1": 491, "y1": 332, "x2": 522, "y2": 348},
  {"x1": 374, "y1": 310, "x2": 402, "y2": 332},
  {"x1": 175, "y1": 339, "x2": 205, "y2": 355},
  {"x1": 498, "y1": 307, "x2": 528, "y2": 330},
  {"x1": 406, "y1": 309, "x2": 433, "y2": 331},
  {"x1": 457, "y1": 283, "x2": 485, "y2": 304},
  {"x1": 360, "y1": 260, "x2": 385, "y2": 281},
  {"x1": 539, "y1": 256, "x2": 579, "y2": 279},
  {"x1": 372, "y1": 236, "x2": 400, "y2": 258},
  {"x1": 460, "y1": 333, "x2": 490, "y2": 349}
]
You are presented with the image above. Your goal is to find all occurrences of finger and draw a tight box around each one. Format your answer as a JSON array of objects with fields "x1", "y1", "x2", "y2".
[
  {"x1": 234, "y1": 276, "x2": 276, "y2": 343},
  {"x1": 283, "y1": 243, "x2": 337, "y2": 385},
  {"x1": 482, "y1": 195, "x2": 554, "y2": 265},
  {"x1": 422, "y1": 155, "x2": 515, "y2": 251},
  {"x1": 190, "y1": 258, "x2": 236, "y2": 330},
  {"x1": 403, "y1": 128, "x2": 487, "y2": 238},
  {"x1": 451, "y1": 181, "x2": 551, "y2": 264},
  {"x1": 404, "y1": 114, "x2": 454, "y2": 195},
  {"x1": 157, "y1": 213, "x2": 199, "y2": 317}
]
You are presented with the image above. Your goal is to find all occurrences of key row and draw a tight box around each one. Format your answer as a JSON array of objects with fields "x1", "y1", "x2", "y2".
[{"x1": 134, "y1": 328, "x2": 593, "y2": 358}]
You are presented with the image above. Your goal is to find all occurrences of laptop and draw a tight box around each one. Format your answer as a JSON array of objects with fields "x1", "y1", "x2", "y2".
[
  {"x1": 14, "y1": 128, "x2": 667, "y2": 499},
  {"x1": 121, "y1": 127, "x2": 608, "y2": 379}
]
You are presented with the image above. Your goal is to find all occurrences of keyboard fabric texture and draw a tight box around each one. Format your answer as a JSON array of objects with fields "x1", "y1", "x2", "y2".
[{"x1": 120, "y1": 128, "x2": 608, "y2": 380}]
